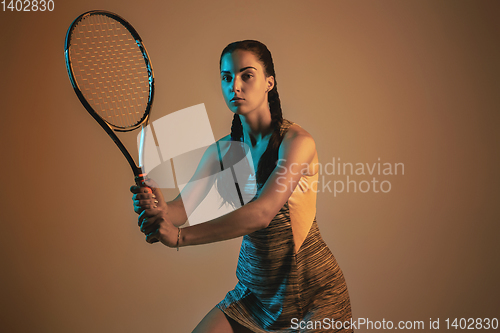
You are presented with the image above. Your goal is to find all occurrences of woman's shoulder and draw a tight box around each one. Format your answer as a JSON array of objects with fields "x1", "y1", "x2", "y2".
[
  {"x1": 280, "y1": 120, "x2": 318, "y2": 175},
  {"x1": 281, "y1": 119, "x2": 314, "y2": 143}
]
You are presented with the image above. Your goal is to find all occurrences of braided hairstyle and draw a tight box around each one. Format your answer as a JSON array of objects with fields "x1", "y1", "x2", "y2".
[{"x1": 220, "y1": 40, "x2": 285, "y2": 189}]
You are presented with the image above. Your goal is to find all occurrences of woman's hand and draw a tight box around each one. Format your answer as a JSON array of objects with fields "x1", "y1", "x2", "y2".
[
  {"x1": 138, "y1": 209, "x2": 178, "y2": 246},
  {"x1": 130, "y1": 181, "x2": 178, "y2": 247},
  {"x1": 130, "y1": 177, "x2": 167, "y2": 214}
]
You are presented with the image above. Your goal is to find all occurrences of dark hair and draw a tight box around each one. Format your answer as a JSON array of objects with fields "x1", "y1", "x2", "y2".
[{"x1": 220, "y1": 40, "x2": 284, "y2": 190}]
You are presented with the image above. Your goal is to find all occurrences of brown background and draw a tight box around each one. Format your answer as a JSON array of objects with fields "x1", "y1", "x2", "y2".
[{"x1": 1, "y1": 0, "x2": 499, "y2": 332}]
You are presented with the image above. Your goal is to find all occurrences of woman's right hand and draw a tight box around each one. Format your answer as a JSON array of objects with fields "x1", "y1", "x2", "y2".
[
  {"x1": 130, "y1": 181, "x2": 170, "y2": 243},
  {"x1": 131, "y1": 185, "x2": 158, "y2": 214},
  {"x1": 130, "y1": 177, "x2": 167, "y2": 215}
]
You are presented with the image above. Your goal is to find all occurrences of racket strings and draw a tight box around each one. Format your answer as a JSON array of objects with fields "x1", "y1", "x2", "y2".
[{"x1": 70, "y1": 14, "x2": 150, "y2": 129}]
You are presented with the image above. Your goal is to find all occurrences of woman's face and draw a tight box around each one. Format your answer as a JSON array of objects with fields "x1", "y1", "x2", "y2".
[{"x1": 220, "y1": 50, "x2": 274, "y2": 116}]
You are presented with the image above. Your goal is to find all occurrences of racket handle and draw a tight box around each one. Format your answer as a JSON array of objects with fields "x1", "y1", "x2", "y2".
[
  {"x1": 135, "y1": 174, "x2": 147, "y2": 187},
  {"x1": 135, "y1": 173, "x2": 160, "y2": 244}
]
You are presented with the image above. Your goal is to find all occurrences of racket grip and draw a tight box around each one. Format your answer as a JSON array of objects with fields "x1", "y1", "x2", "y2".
[
  {"x1": 135, "y1": 173, "x2": 160, "y2": 244},
  {"x1": 135, "y1": 174, "x2": 147, "y2": 187}
]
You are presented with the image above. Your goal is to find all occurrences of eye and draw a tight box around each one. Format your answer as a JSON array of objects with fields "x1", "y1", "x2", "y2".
[
  {"x1": 242, "y1": 73, "x2": 253, "y2": 80},
  {"x1": 221, "y1": 74, "x2": 232, "y2": 82}
]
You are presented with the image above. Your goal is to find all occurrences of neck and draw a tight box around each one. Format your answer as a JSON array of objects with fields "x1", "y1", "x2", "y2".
[{"x1": 239, "y1": 109, "x2": 273, "y2": 147}]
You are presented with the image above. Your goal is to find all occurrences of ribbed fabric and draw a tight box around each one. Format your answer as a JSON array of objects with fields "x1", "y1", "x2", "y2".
[{"x1": 217, "y1": 120, "x2": 352, "y2": 332}]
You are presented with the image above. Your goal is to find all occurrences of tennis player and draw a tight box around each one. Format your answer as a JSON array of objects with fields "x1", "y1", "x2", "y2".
[{"x1": 131, "y1": 40, "x2": 353, "y2": 333}]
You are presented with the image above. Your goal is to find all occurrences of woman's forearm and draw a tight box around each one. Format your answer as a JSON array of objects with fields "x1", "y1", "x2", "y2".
[
  {"x1": 165, "y1": 198, "x2": 188, "y2": 227},
  {"x1": 179, "y1": 200, "x2": 271, "y2": 247}
]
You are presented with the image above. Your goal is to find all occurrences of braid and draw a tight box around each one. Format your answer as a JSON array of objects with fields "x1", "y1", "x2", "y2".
[
  {"x1": 231, "y1": 113, "x2": 243, "y2": 142},
  {"x1": 216, "y1": 113, "x2": 246, "y2": 208},
  {"x1": 268, "y1": 83, "x2": 284, "y2": 147},
  {"x1": 256, "y1": 82, "x2": 284, "y2": 187}
]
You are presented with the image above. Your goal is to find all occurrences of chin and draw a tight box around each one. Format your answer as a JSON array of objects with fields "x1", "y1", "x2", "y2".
[{"x1": 229, "y1": 106, "x2": 247, "y2": 115}]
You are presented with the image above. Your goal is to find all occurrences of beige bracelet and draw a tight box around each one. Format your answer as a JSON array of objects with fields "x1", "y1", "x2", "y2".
[{"x1": 176, "y1": 228, "x2": 181, "y2": 251}]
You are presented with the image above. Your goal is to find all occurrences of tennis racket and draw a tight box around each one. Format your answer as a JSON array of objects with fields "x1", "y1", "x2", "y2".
[{"x1": 64, "y1": 10, "x2": 154, "y2": 186}]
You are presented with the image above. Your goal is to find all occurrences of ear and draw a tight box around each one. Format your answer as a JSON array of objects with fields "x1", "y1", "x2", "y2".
[{"x1": 266, "y1": 76, "x2": 275, "y2": 93}]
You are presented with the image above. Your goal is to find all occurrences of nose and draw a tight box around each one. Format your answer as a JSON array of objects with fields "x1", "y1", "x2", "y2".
[{"x1": 231, "y1": 76, "x2": 241, "y2": 92}]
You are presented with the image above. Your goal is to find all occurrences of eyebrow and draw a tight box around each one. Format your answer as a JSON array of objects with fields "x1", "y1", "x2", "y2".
[{"x1": 221, "y1": 66, "x2": 257, "y2": 74}]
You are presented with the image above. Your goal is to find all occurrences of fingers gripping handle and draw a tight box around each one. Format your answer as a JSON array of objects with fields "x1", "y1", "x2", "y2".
[{"x1": 134, "y1": 174, "x2": 160, "y2": 244}]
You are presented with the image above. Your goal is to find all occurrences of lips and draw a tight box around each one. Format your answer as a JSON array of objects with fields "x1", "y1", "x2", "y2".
[{"x1": 230, "y1": 97, "x2": 244, "y2": 102}]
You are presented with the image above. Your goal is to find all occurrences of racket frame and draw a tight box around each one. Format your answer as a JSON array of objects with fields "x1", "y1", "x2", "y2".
[{"x1": 64, "y1": 10, "x2": 155, "y2": 179}]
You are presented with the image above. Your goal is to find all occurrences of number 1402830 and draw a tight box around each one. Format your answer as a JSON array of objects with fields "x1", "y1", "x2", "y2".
[{"x1": 2, "y1": 0, "x2": 54, "y2": 11}]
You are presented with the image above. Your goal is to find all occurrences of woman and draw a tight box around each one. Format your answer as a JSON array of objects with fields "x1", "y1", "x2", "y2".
[{"x1": 131, "y1": 40, "x2": 353, "y2": 332}]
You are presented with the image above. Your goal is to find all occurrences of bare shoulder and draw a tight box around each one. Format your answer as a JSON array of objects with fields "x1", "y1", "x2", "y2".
[
  {"x1": 278, "y1": 124, "x2": 318, "y2": 176},
  {"x1": 281, "y1": 124, "x2": 316, "y2": 152}
]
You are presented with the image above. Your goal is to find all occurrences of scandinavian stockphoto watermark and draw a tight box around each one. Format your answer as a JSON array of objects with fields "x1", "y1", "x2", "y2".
[
  {"x1": 276, "y1": 157, "x2": 404, "y2": 196},
  {"x1": 290, "y1": 317, "x2": 425, "y2": 331},
  {"x1": 291, "y1": 317, "x2": 499, "y2": 331}
]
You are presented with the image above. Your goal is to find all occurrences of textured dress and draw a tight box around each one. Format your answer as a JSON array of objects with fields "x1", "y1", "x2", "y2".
[{"x1": 217, "y1": 120, "x2": 353, "y2": 333}]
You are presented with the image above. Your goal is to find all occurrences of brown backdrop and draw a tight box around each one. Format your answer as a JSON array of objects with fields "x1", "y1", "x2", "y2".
[{"x1": 1, "y1": 0, "x2": 499, "y2": 332}]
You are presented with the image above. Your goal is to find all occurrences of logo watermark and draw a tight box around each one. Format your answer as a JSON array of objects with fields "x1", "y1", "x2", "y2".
[
  {"x1": 275, "y1": 157, "x2": 404, "y2": 196},
  {"x1": 291, "y1": 317, "x2": 499, "y2": 330}
]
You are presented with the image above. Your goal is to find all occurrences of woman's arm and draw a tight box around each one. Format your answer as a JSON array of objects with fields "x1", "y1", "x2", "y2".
[
  {"x1": 141, "y1": 125, "x2": 317, "y2": 248},
  {"x1": 132, "y1": 135, "x2": 232, "y2": 227}
]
